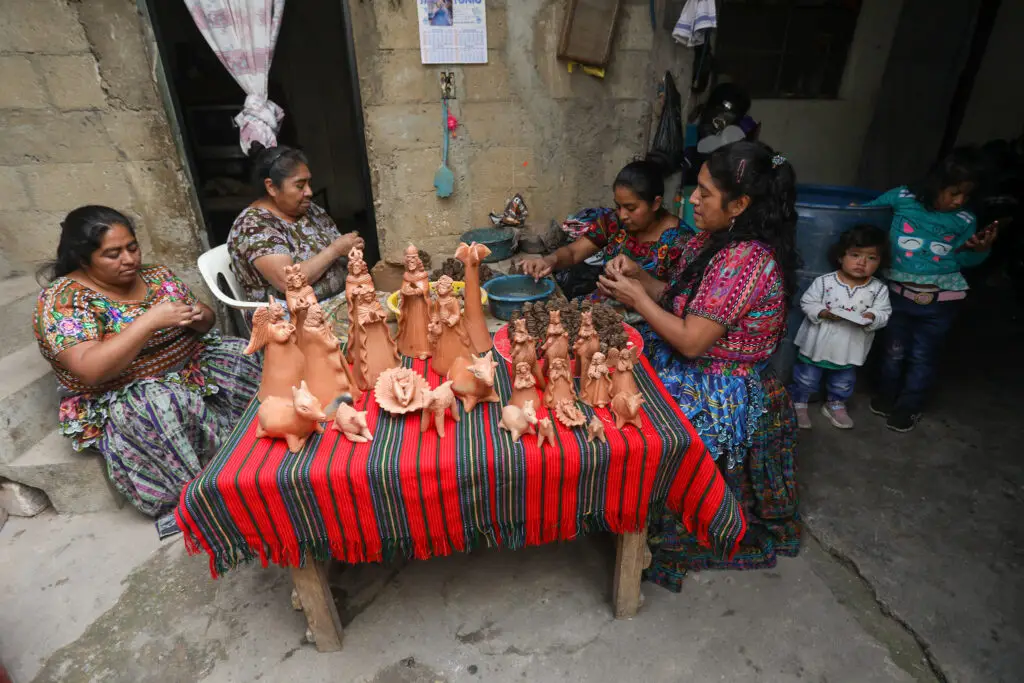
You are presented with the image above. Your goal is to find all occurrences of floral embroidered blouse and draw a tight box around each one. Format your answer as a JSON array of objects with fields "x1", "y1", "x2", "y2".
[
  {"x1": 227, "y1": 202, "x2": 347, "y2": 303},
  {"x1": 34, "y1": 265, "x2": 205, "y2": 396},
  {"x1": 579, "y1": 208, "x2": 693, "y2": 280},
  {"x1": 662, "y1": 232, "x2": 787, "y2": 376}
]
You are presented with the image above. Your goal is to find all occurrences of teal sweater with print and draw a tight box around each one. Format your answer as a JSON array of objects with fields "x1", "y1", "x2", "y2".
[{"x1": 865, "y1": 186, "x2": 988, "y2": 291}]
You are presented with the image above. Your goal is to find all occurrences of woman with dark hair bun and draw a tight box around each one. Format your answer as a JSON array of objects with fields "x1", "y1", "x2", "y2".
[
  {"x1": 34, "y1": 206, "x2": 260, "y2": 516},
  {"x1": 227, "y1": 143, "x2": 364, "y2": 323},
  {"x1": 521, "y1": 154, "x2": 694, "y2": 297},
  {"x1": 599, "y1": 141, "x2": 801, "y2": 586}
]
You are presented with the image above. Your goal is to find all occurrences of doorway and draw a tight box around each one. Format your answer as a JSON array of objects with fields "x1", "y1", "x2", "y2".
[{"x1": 145, "y1": 0, "x2": 380, "y2": 265}]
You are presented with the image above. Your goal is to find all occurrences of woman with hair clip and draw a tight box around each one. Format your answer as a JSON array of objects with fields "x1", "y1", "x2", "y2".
[
  {"x1": 599, "y1": 141, "x2": 801, "y2": 587},
  {"x1": 227, "y1": 143, "x2": 364, "y2": 322},
  {"x1": 521, "y1": 154, "x2": 694, "y2": 298}
]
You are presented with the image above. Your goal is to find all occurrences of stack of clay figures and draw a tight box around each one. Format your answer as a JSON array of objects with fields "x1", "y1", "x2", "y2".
[{"x1": 244, "y1": 241, "x2": 645, "y2": 454}]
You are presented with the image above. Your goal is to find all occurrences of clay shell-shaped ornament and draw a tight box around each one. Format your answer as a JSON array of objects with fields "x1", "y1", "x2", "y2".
[{"x1": 374, "y1": 367, "x2": 430, "y2": 414}]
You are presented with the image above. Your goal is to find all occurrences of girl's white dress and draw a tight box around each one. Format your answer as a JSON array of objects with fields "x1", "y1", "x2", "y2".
[{"x1": 794, "y1": 272, "x2": 892, "y2": 366}]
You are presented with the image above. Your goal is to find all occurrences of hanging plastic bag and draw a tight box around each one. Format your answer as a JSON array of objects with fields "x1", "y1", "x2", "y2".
[{"x1": 650, "y1": 71, "x2": 685, "y2": 169}]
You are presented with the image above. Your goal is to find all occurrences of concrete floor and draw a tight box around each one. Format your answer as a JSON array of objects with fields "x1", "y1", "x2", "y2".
[{"x1": 2, "y1": 298, "x2": 1021, "y2": 683}]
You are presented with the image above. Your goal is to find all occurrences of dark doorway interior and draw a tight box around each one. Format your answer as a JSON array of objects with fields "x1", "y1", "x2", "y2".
[{"x1": 146, "y1": 0, "x2": 379, "y2": 264}]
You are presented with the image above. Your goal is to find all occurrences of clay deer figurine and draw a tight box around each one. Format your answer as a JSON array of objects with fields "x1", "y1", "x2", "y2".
[
  {"x1": 331, "y1": 400, "x2": 374, "y2": 444},
  {"x1": 256, "y1": 381, "x2": 327, "y2": 453},
  {"x1": 536, "y1": 417, "x2": 555, "y2": 450},
  {"x1": 244, "y1": 298, "x2": 306, "y2": 402},
  {"x1": 499, "y1": 400, "x2": 538, "y2": 443},
  {"x1": 447, "y1": 354, "x2": 500, "y2": 413},
  {"x1": 284, "y1": 264, "x2": 317, "y2": 343},
  {"x1": 610, "y1": 392, "x2": 644, "y2": 430},
  {"x1": 420, "y1": 380, "x2": 461, "y2": 438},
  {"x1": 454, "y1": 241, "x2": 493, "y2": 354}
]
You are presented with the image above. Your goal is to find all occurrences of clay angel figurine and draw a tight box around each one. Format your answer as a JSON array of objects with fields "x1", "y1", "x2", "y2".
[
  {"x1": 509, "y1": 361, "x2": 541, "y2": 410},
  {"x1": 374, "y1": 366, "x2": 429, "y2": 415},
  {"x1": 544, "y1": 357, "x2": 586, "y2": 428},
  {"x1": 580, "y1": 351, "x2": 613, "y2": 408},
  {"x1": 420, "y1": 380, "x2": 460, "y2": 437},
  {"x1": 349, "y1": 284, "x2": 400, "y2": 391},
  {"x1": 541, "y1": 309, "x2": 570, "y2": 366},
  {"x1": 256, "y1": 381, "x2": 326, "y2": 453},
  {"x1": 510, "y1": 318, "x2": 544, "y2": 388},
  {"x1": 244, "y1": 297, "x2": 305, "y2": 402},
  {"x1": 429, "y1": 275, "x2": 475, "y2": 376},
  {"x1": 284, "y1": 264, "x2": 318, "y2": 344},
  {"x1": 608, "y1": 344, "x2": 640, "y2": 398},
  {"x1": 395, "y1": 245, "x2": 432, "y2": 359},
  {"x1": 344, "y1": 247, "x2": 374, "y2": 363},
  {"x1": 300, "y1": 302, "x2": 361, "y2": 414},
  {"x1": 573, "y1": 310, "x2": 600, "y2": 378},
  {"x1": 454, "y1": 241, "x2": 493, "y2": 354}
]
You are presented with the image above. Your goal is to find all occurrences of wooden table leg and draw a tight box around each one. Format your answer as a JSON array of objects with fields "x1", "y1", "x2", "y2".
[
  {"x1": 613, "y1": 530, "x2": 649, "y2": 619},
  {"x1": 290, "y1": 554, "x2": 344, "y2": 652}
]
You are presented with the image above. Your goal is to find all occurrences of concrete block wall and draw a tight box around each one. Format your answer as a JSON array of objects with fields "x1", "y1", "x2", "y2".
[
  {"x1": 0, "y1": 0, "x2": 205, "y2": 290},
  {"x1": 349, "y1": 0, "x2": 686, "y2": 262}
]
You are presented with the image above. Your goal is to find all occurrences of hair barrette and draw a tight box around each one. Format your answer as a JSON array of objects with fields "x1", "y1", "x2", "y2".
[{"x1": 771, "y1": 153, "x2": 787, "y2": 168}]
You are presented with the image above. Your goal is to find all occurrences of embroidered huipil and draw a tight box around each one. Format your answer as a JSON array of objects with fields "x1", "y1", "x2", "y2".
[
  {"x1": 864, "y1": 186, "x2": 988, "y2": 291},
  {"x1": 794, "y1": 272, "x2": 891, "y2": 367},
  {"x1": 578, "y1": 208, "x2": 694, "y2": 280}
]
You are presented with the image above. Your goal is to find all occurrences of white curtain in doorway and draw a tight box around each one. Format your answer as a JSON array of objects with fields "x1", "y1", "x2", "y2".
[{"x1": 185, "y1": 0, "x2": 287, "y2": 154}]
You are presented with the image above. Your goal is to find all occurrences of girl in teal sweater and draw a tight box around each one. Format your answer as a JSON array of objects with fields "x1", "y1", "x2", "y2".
[{"x1": 865, "y1": 148, "x2": 999, "y2": 432}]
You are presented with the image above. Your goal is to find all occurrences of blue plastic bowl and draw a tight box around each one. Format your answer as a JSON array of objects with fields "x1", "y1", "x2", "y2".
[
  {"x1": 460, "y1": 227, "x2": 516, "y2": 263},
  {"x1": 482, "y1": 275, "x2": 556, "y2": 320}
]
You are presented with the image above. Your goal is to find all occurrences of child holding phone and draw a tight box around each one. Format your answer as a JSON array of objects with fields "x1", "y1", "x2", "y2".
[{"x1": 791, "y1": 225, "x2": 892, "y2": 429}]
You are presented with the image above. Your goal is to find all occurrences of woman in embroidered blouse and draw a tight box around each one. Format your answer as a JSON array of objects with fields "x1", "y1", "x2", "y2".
[
  {"x1": 34, "y1": 206, "x2": 261, "y2": 517},
  {"x1": 227, "y1": 144, "x2": 364, "y2": 323},
  {"x1": 521, "y1": 156, "x2": 694, "y2": 296},
  {"x1": 599, "y1": 141, "x2": 801, "y2": 588}
]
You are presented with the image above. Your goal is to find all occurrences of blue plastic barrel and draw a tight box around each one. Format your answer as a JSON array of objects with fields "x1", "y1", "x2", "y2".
[{"x1": 771, "y1": 185, "x2": 893, "y2": 381}]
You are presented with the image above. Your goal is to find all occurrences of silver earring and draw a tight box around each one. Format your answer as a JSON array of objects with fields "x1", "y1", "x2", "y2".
[{"x1": 728, "y1": 217, "x2": 736, "y2": 231}]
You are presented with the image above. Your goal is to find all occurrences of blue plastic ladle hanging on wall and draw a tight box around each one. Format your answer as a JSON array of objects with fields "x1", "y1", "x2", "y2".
[{"x1": 434, "y1": 99, "x2": 455, "y2": 198}]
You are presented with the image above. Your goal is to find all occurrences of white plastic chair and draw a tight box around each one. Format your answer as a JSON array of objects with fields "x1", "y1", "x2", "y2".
[{"x1": 197, "y1": 244, "x2": 263, "y2": 310}]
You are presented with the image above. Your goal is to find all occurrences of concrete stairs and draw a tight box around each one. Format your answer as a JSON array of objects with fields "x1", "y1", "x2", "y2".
[{"x1": 0, "y1": 273, "x2": 124, "y2": 514}]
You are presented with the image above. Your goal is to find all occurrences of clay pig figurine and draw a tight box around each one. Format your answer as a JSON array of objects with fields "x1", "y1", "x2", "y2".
[
  {"x1": 499, "y1": 400, "x2": 538, "y2": 443},
  {"x1": 448, "y1": 354, "x2": 500, "y2": 413},
  {"x1": 536, "y1": 417, "x2": 555, "y2": 450},
  {"x1": 256, "y1": 381, "x2": 326, "y2": 453},
  {"x1": 610, "y1": 392, "x2": 644, "y2": 430},
  {"x1": 331, "y1": 401, "x2": 374, "y2": 444}
]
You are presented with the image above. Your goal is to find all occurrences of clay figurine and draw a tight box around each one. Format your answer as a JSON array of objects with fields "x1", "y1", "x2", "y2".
[
  {"x1": 544, "y1": 357, "x2": 586, "y2": 428},
  {"x1": 509, "y1": 361, "x2": 541, "y2": 410},
  {"x1": 420, "y1": 380, "x2": 461, "y2": 437},
  {"x1": 350, "y1": 285, "x2": 400, "y2": 391},
  {"x1": 510, "y1": 318, "x2": 544, "y2": 388},
  {"x1": 344, "y1": 247, "x2": 374, "y2": 363},
  {"x1": 430, "y1": 276, "x2": 475, "y2": 376},
  {"x1": 301, "y1": 302, "x2": 361, "y2": 413},
  {"x1": 611, "y1": 392, "x2": 644, "y2": 430},
  {"x1": 455, "y1": 241, "x2": 493, "y2": 354},
  {"x1": 255, "y1": 381, "x2": 326, "y2": 453},
  {"x1": 499, "y1": 400, "x2": 538, "y2": 443},
  {"x1": 586, "y1": 416, "x2": 607, "y2": 444},
  {"x1": 374, "y1": 366, "x2": 429, "y2": 415},
  {"x1": 573, "y1": 310, "x2": 601, "y2": 378},
  {"x1": 448, "y1": 354, "x2": 500, "y2": 413},
  {"x1": 331, "y1": 401, "x2": 374, "y2": 444},
  {"x1": 608, "y1": 344, "x2": 640, "y2": 398},
  {"x1": 284, "y1": 264, "x2": 317, "y2": 344},
  {"x1": 580, "y1": 351, "x2": 613, "y2": 408},
  {"x1": 395, "y1": 245, "x2": 433, "y2": 359},
  {"x1": 244, "y1": 298, "x2": 306, "y2": 402},
  {"x1": 536, "y1": 417, "x2": 555, "y2": 450},
  {"x1": 541, "y1": 309, "x2": 570, "y2": 365}
]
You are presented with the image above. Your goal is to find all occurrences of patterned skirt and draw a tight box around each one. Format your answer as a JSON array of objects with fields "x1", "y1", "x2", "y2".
[{"x1": 58, "y1": 335, "x2": 261, "y2": 517}]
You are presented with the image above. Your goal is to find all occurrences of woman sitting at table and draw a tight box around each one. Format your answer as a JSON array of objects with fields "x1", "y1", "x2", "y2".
[
  {"x1": 34, "y1": 206, "x2": 261, "y2": 517},
  {"x1": 227, "y1": 143, "x2": 364, "y2": 322},
  {"x1": 599, "y1": 141, "x2": 800, "y2": 588},
  {"x1": 521, "y1": 155, "x2": 694, "y2": 298}
]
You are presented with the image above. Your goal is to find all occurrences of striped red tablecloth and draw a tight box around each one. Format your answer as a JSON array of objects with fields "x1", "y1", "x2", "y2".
[{"x1": 176, "y1": 353, "x2": 745, "y2": 577}]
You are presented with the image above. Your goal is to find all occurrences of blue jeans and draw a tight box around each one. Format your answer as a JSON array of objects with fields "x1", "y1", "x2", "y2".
[
  {"x1": 790, "y1": 361, "x2": 857, "y2": 404},
  {"x1": 878, "y1": 293, "x2": 959, "y2": 413}
]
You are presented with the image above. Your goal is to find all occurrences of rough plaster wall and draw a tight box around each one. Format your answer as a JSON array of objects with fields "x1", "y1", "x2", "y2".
[
  {"x1": 956, "y1": 0, "x2": 1024, "y2": 146},
  {"x1": 749, "y1": 0, "x2": 903, "y2": 187},
  {"x1": 348, "y1": 0, "x2": 685, "y2": 262},
  {"x1": 0, "y1": 0, "x2": 206, "y2": 294}
]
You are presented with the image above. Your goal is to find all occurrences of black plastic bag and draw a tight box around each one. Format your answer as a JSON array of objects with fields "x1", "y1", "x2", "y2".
[{"x1": 650, "y1": 71, "x2": 685, "y2": 169}]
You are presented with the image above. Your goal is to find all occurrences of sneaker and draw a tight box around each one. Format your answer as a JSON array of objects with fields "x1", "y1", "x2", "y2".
[
  {"x1": 870, "y1": 395, "x2": 894, "y2": 417},
  {"x1": 822, "y1": 401, "x2": 854, "y2": 429},
  {"x1": 794, "y1": 402, "x2": 812, "y2": 430},
  {"x1": 887, "y1": 409, "x2": 921, "y2": 433}
]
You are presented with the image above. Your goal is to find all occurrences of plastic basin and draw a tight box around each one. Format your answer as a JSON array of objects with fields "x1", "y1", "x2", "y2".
[
  {"x1": 460, "y1": 227, "x2": 517, "y2": 263},
  {"x1": 482, "y1": 275, "x2": 556, "y2": 320}
]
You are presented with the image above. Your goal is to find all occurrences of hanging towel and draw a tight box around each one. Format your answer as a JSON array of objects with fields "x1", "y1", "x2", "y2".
[{"x1": 673, "y1": 0, "x2": 717, "y2": 47}]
